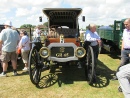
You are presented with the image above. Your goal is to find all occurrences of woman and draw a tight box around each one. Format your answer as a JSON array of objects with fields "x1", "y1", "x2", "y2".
[{"x1": 18, "y1": 30, "x2": 30, "y2": 71}]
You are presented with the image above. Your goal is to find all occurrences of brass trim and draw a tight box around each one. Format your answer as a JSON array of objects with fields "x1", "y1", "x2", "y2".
[
  {"x1": 79, "y1": 32, "x2": 85, "y2": 42},
  {"x1": 60, "y1": 34, "x2": 64, "y2": 43},
  {"x1": 75, "y1": 47, "x2": 86, "y2": 58},
  {"x1": 39, "y1": 47, "x2": 50, "y2": 58}
]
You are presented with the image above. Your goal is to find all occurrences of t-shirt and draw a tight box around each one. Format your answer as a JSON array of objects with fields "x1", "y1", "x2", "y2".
[
  {"x1": 0, "y1": 27, "x2": 20, "y2": 52},
  {"x1": 33, "y1": 29, "x2": 41, "y2": 37},
  {"x1": 18, "y1": 35, "x2": 30, "y2": 51}
]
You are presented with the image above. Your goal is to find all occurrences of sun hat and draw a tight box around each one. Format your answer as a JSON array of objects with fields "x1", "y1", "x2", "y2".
[{"x1": 4, "y1": 20, "x2": 12, "y2": 26}]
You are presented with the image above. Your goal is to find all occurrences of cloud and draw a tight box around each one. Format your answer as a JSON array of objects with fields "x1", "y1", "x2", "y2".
[
  {"x1": 0, "y1": 0, "x2": 130, "y2": 28},
  {"x1": 0, "y1": 9, "x2": 10, "y2": 14},
  {"x1": 15, "y1": 7, "x2": 39, "y2": 17},
  {"x1": 16, "y1": 8, "x2": 30, "y2": 17}
]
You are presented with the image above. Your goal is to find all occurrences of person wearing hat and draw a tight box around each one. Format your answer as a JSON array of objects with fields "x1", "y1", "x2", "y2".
[{"x1": 0, "y1": 20, "x2": 20, "y2": 77}]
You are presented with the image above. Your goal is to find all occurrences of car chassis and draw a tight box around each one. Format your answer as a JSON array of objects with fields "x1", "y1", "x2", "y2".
[{"x1": 29, "y1": 8, "x2": 96, "y2": 86}]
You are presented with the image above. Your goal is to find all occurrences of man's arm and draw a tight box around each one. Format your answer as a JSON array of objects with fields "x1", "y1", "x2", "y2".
[{"x1": 85, "y1": 33, "x2": 97, "y2": 41}]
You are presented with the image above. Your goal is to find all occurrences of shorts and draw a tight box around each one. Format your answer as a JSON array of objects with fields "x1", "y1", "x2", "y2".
[
  {"x1": 21, "y1": 50, "x2": 30, "y2": 63},
  {"x1": 0, "y1": 51, "x2": 17, "y2": 62}
]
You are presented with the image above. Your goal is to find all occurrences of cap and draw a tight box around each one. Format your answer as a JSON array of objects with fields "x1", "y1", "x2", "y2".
[{"x1": 4, "y1": 20, "x2": 12, "y2": 26}]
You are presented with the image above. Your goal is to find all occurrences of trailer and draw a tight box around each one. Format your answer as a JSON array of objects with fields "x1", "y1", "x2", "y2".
[{"x1": 98, "y1": 19, "x2": 126, "y2": 53}]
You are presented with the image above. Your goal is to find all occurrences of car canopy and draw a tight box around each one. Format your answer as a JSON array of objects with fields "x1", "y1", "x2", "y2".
[{"x1": 42, "y1": 8, "x2": 82, "y2": 28}]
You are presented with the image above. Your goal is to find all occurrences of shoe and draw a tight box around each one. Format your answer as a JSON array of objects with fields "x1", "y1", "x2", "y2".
[
  {"x1": 17, "y1": 57, "x2": 21, "y2": 60},
  {"x1": 118, "y1": 86, "x2": 122, "y2": 92},
  {"x1": 13, "y1": 72, "x2": 18, "y2": 76},
  {"x1": 22, "y1": 67, "x2": 28, "y2": 71},
  {"x1": 0, "y1": 72, "x2": 7, "y2": 77},
  {"x1": 111, "y1": 76, "x2": 118, "y2": 80}
]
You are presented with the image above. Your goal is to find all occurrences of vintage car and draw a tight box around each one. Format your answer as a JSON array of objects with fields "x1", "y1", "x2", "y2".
[{"x1": 29, "y1": 8, "x2": 96, "y2": 86}]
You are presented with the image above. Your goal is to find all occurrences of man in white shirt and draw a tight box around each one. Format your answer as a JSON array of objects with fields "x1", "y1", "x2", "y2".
[
  {"x1": 85, "y1": 24, "x2": 101, "y2": 59},
  {"x1": 113, "y1": 18, "x2": 130, "y2": 80},
  {"x1": 115, "y1": 18, "x2": 130, "y2": 98},
  {"x1": 33, "y1": 26, "x2": 41, "y2": 38},
  {"x1": 33, "y1": 26, "x2": 42, "y2": 42},
  {"x1": 84, "y1": 24, "x2": 101, "y2": 78},
  {"x1": 85, "y1": 24, "x2": 101, "y2": 46}
]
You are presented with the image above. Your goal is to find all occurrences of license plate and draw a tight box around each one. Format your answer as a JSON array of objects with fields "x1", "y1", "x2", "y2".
[{"x1": 51, "y1": 47, "x2": 74, "y2": 57}]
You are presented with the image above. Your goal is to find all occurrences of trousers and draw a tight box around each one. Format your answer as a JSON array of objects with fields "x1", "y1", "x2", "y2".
[{"x1": 116, "y1": 49, "x2": 130, "y2": 72}]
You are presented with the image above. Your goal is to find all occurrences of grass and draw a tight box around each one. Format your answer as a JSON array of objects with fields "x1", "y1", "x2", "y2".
[{"x1": 0, "y1": 53, "x2": 124, "y2": 98}]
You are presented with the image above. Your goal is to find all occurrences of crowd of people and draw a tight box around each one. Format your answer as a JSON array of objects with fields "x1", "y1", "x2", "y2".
[
  {"x1": 0, "y1": 20, "x2": 43, "y2": 76},
  {"x1": 0, "y1": 18, "x2": 130, "y2": 97},
  {"x1": 85, "y1": 18, "x2": 130, "y2": 98},
  {"x1": 82, "y1": 19, "x2": 130, "y2": 98},
  {"x1": 0, "y1": 20, "x2": 34, "y2": 76}
]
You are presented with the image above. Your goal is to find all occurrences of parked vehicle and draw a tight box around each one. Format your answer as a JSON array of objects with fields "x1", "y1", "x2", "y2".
[
  {"x1": 0, "y1": 25, "x2": 4, "y2": 32},
  {"x1": 97, "y1": 18, "x2": 126, "y2": 53},
  {"x1": 29, "y1": 8, "x2": 97, "y2": 86}
]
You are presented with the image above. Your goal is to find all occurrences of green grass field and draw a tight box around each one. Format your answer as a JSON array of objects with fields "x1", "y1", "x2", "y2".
[{"x1": 0, "y1": 54, "x2": 124, "y2": 98}]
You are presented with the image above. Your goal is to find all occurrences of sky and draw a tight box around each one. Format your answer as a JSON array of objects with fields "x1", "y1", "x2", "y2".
[{"x1": 0, "y1": 0, "x2": 130, "y2": 29}]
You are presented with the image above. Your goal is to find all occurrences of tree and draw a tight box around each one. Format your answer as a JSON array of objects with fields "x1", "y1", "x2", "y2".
[
  {"x1": 109, "y1": 25, "x2": 114, "y2": 28},
  {"x1": 43, "y1": 22, "x2": 48, "y2": 28},
  {"x1": 20, "y1": 24, "x2": 35, "y2": 28}
]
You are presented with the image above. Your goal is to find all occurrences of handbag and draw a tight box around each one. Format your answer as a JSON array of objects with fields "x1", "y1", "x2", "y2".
[{"x1": 17, "y1": 47, "x2": 21, "y2": 54}]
